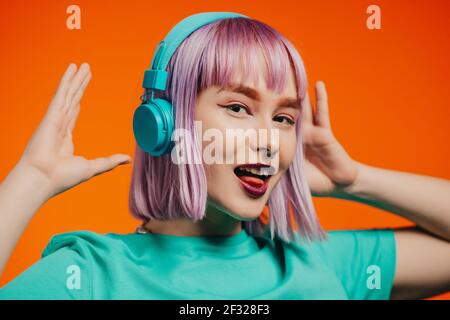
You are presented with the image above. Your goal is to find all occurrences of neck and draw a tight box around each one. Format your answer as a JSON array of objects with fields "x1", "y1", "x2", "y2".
[{"x1": 143, "y1": 198, "x2": 242, "y2": 237}]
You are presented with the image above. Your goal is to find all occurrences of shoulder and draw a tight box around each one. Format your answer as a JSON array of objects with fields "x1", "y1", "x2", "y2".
[
  {"x1": 296, "y1": 228, "x2": 396, "y2": 300},
  {"x1": 322, "y1": 228, "x2": 396, "y2": 258},
  {"x1": 0, "y1": 230, "x2": 135, "y2": 300},
  {"x1": 296, "y1": 228, "x2": 396, "y2": 251},
  {"x1": 42, "y1": 229, "x2": 138, "y2": 259},
  {"x1": 290, "y1": 228, "x2": 396, "y2": 267}
]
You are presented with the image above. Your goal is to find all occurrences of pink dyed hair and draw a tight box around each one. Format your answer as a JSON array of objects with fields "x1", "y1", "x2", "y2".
[{"x1": 128, "y1": 16, "x2": 327, "y2": 243}]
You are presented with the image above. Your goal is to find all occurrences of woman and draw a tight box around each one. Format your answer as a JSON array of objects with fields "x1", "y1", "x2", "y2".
[{"x1": 0, "y1": 12, "x2": 449, "y2": 300}]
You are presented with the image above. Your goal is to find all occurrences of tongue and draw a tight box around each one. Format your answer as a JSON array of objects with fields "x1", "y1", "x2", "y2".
[{"x1": 239, "y1": 175, "x2": 264, "y2": 187}]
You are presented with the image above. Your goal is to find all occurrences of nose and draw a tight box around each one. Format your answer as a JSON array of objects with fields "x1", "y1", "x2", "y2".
[{"x1": 250, "y1": 117, "x2": 280, "y2": 161}]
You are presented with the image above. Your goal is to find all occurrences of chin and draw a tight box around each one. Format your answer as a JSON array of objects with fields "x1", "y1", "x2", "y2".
[{"x1": 219, "y1": 198, "x2": 266, "y2": 221}]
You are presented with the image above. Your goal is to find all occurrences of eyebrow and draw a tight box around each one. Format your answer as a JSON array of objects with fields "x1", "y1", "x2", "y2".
[{"x1": 217, "y1": 83, "x2": 302, "y2": 110}]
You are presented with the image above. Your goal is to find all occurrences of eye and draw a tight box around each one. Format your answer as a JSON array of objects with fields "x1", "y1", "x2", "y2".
[
  {"x1": 273, "y1": 115, "x2": 296, "y2": 126},
  {"x1": 221, "y1": 103, "x2": 251, "y2": 115}
]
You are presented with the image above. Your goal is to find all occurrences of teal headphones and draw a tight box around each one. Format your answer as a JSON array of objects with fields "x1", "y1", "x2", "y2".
[{"x1": 132, "y1": 12, "x2": 248, "y2": 156}]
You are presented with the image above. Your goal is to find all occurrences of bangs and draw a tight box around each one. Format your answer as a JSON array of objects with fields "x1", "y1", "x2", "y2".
[{"x1": 197, "y1": 18, "x2": 297, "y2": 96}]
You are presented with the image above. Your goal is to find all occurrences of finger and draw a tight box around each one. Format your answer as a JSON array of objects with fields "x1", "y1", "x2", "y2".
[
  {"x1": 86, "y1": 154, "x2": 131, "y2": 179},
  {"x1": 54, "y1": 63, "x2": 77, "y2": 100},
  {"x1": 58, "y1": 102, "x2": 79, "y2": 144},
  {"x1": 62, "y1": 63, "x2": 90, "y2": 114},
  {"x1": 48, "y1": 63, "x2": 77, "y2": 114},
  {"x1": 313, "y1": 81, "x2": 331, "y2": 129},
  {"x1": 67, "y1": 103, "x2": 80, "y2": 133},
  {"x1": 63, "y1": 63, "x2": 90, "y2": 114},
  {"x1": 301, "y1": 90, "x2": 313, "y2": 124},
  {"x1": 71, "y1": 70, "x2": 91, "y2": 112},
  {"x1": 61, "y1": 71, "x2": 92, "y2": 136}
]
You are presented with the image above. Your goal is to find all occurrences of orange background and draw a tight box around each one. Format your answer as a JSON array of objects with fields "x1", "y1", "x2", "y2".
[{"x1": 0, "y1": 0, "x2": 448, "y2": 299}]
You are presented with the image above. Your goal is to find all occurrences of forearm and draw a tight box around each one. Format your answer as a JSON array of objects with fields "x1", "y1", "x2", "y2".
[
  {"x1": 0, "y1": 164, "x2": 53, "y2": 276},
  {"x1": 335, "y1": 162, "x2": 450, "y2": 241}
]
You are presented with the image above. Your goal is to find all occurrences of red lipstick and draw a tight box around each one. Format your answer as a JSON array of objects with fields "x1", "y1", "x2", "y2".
[{"x1": 233, "y1": 163, "x2": 274, "y2": 198}]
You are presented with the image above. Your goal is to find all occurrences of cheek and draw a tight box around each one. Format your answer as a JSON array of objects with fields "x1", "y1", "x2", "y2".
[{"x1": 279, "y1": 131, "x2": 297, "y2": 170}]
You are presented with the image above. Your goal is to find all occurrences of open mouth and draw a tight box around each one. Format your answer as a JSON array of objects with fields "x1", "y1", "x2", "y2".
[{"x1": 233, "y1": 163, "x2": 275, "y2": 197}]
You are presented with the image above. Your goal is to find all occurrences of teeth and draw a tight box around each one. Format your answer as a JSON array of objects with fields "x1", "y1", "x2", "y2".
[
  {"x1": 239, "y1": 167, "x2": 272, "y2": 176},
  {"x1": 241, "y1": 168, "x2": 261, "y2": 175},
  {"x1": 260, "y1": 167, "x2": 274, "y2": 175}
]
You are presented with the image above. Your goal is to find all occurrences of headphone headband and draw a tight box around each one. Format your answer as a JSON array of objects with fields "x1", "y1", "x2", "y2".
[{"x1": 142, "y1": 12, "x2": 247, "y2": 91}]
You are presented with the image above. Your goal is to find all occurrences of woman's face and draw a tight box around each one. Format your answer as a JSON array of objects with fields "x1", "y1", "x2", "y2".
[{"x1": 194, "y1": 67, "x2": 301, "y2": 221}]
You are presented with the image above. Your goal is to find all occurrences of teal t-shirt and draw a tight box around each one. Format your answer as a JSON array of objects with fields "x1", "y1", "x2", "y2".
[{"x1": 0, "y1": 228, "x2": 397, "y2": 300}]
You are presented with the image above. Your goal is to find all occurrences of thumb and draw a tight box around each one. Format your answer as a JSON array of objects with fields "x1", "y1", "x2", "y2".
[{"x1": 87, "y1": 154, "x2": 131, "y2": 178}]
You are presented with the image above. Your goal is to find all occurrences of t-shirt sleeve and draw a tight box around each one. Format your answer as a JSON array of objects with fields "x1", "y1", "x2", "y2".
[
  {"x1": 0, "y1": 232, "x2": 93, "y2": 300},
  {"x1": 316, "y1": 228, "x2": 397, "y2": 300}
]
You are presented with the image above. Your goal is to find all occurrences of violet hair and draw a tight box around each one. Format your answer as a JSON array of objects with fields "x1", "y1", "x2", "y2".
[{"x1": 128, "y1": 16, "x2": 327, "y2": 243}]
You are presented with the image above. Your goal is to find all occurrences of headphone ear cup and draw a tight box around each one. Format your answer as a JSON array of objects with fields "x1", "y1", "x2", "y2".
[{"x1": 133, "y1": 98, "x2": 174, "y2": 156}]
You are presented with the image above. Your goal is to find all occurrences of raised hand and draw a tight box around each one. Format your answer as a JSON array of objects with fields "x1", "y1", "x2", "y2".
[
  {"x1": 301, "y1": 81, "x2": 359, "y2": 197},
  {"x1": 16, "y1": 63, "x2": 131, "y2": 199}
]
